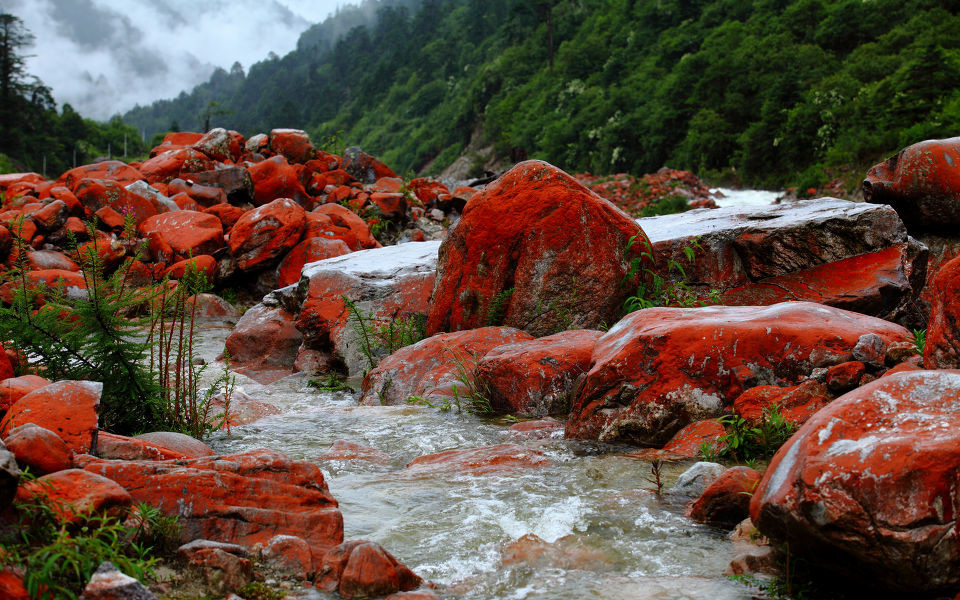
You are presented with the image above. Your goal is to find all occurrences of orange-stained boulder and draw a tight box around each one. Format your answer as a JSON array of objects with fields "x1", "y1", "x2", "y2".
[
  {"x1": 26, "y1": 199, "x2": 69, "y2": 231},
  {"x1": 270, "y1": 129, "x2": 316, "y2": 164},
  {"x1": 133, "y1": 431, "x2": 214, "y2": 458},
  {"x1": 404, "y1": 443, "x2": 550, "y2": 476},
  {"x1": 369, "y1": 192, "x2": 406, "y2": 220},
  {"x1": 310, "y1": 204, "x2": 380, "y2": 250},
  {"x1": 925, "y1": 255, "x2": 960, "y2": 369},
  {"x1": 248, "y1": 155, "x2": 309, "y2": 206},
  {"x1": 224, "y1": 304, "x2": 303, "y2": 383},
  {"x1": 0, "y1": 380, "x2": 101, "y2": 453},
  {"x1": 342, "y1": 147, "x2": 397, "y2": 184},
  {"x1": 193, "y1": 127, "x2": 243, "y2": 163},
  {"x1": 407, "y1": 178, "x2": 449, "y2": 206},
  {"x1": 57, "y1": 161, "x2": 143, "y2": 191},
  {"x1": 566, "y1": 302, "x2": 911, "y2": 446},
  {"x1": 687, "y1": 466, "x2": 762, "y2": 527},
  {"x1": 426, "y1": 161, "x2": 647, "y2": 337},
  {"x1": 0, "y1": 172, "x2": 45, "y2": 193},
  {"x1": 824, "y1": 360, "x2": 867, "y2": 393},
  {"x1": 78, "y1": 561, "x2": 160, "y2": 600},
  {"x1": 500, "y1": 533, "x2": 611, "y2": 571},
  {"x1": 228, "y1": 197, "x2": 305, "y2": 271},
  {"x1": 164, "y1": 255, "x2": 217, "y2": 283},
  {"x1": 661, "y1": 419, "x2": 726, "y2": 459},
  {"x1": 73, "y1": 178, "x2": 165, "y2": 225},
  {"x1": 0, "y1": 569, "x2": 28, "y2": 600},
  {"x1": 732, "y1": 381, "x2": 831, "y2": 427},
  {"x1": 15, "y1": 468, "x2": 132, "y2": 522},
  {"x1": 476, "y1": 329, "x2": 601, "y2": 417},
  {"x1": 863, "y1": 137, "x2": 960, "y2": 228},
  {"x1": 751, "y1": 370, "x2": 960, "y2": 593},
  {"x1": 316, "y1": 540, "x2": 421, "y2": 599},
  {"x1": 74, "y1": 232, "x2": 126, "y2": 273},
  {"x1": 139, "y1": 148, "x2": 214, "y2": 185},
  {"x1": 360, "y1": 326, "x2": 534, "y2": 406},
  {"x1": 294, "y1": 242, "x2": 438, "y2": 376},
  {"x1": 139, "y1": 211, "x2": 224, "y2": 259},
  {"x1": 96, "y1": 431, "x2": 187, "y2": 461},
  {"x1": 150, "y1": 132, "x2": 204, "y2": 158},
  {"x1": 24, "y1": 249, "x2": 79, "y2": 272},
  {"x1": 262, "y1": 534, "x2": 316, "y2": 579},
  {"x1": 507, "y1": 420, "x2": 564, "y2": 441},
  {"x1": 80, "y1": 448, "x2": 343, "y2": 550},
  {"x1": 3, "y1": 423, "x2": 73, "y2": 475},
  {"x1": 0, "y1": 268, "x2": 85, "y2": 305},
  {"x1": 204, "y1": 203, "x2": 247, "y2": 232},
  {"x1": 0, "y1": 375, "x2": 50, "y2": 412},
  {"x1": 276, "y1": 237, "x2": 351, "y2": 287},
  {"x1": 167, "y1": 177, "x2": 227, "y2": 208}
]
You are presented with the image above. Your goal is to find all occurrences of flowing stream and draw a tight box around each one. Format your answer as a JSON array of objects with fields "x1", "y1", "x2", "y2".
[
  {"x1": 194, "y1": 326, "x2": 753, "y2": 599},
  {"x1": 710, "y1": 188, "x2": 781, "y2": 208}
]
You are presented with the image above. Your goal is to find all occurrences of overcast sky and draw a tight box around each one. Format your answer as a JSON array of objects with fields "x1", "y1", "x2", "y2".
[{"x1": 0, "y1": 0, "x2": 349, "y2": 120}]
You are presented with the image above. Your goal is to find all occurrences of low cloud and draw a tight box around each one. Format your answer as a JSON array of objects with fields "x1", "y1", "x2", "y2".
[{"x1": 1, "y1": 0, "x2": 346, "y2": 120}]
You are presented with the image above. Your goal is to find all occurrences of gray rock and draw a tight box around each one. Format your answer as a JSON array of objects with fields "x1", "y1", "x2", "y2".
[
  {"x1": 79, "y1": 561, "x2": 158, "y2": 600},
  {"x1": 0, "y1": 439, "x2": 20, "y2": 511},
  {"x1": 853, "y1": 333, "x2": 887, "y2": 366},
  {"x1": 669, "y1": 462, "x2": 726, "y2": 498}
]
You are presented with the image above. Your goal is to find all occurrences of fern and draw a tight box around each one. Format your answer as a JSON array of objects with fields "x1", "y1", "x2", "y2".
[{"x1": 484, "y1": 287, "x2": 514, "y2": 326}]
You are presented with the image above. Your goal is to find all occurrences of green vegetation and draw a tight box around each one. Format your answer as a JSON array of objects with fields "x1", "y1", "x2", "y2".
[
  {"x1": 718, "y1": 405, "x2": 797, "y2": 462},
  {"x1": 122, "y1": 0, "x2": 960, "y2": 188},
  {"x1": 622, "y1": 235, "x2": 718, "y2": 313},
  {"x1": 405, "y1": 348, "x2": 494, "y2": 414},
  {"x1": 912, "y1": 328, "x2": 926, "y2": 356},
  {"x1": 0, "y1": 475, "x2": 177, "y2": 600},
  {"x1": 307, "y1": 373, "x2": 356, "y2": 393},
  {"x1": 342, "y1": 295, "x2": 428, "y2": 373}
]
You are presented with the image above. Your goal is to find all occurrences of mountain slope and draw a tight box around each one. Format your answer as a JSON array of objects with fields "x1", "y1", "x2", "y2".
[{"x1": 122, "y1": 0, "x2": 960, "y2": 188}]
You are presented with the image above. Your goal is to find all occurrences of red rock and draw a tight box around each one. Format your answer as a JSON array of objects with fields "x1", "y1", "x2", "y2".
[
  {"x1": 203, "y1": 203, "x2": 247, "y2": 232},
  {"x1": 228, "y1": 197, "x2": 305, "y2": 271},
  {"x1": 23, "y1": 249, "x2": 79, "y2": 271},
  {"x1": 74, "y1": 232, "x2": 126, "y2": 273},
  {"x1": 139, "y1": 148, "x2": 214, "y2": 185},
  {"x1": 73, "y1": 178, "x2": 165, "y2": 225},
  {"x1": 150, "y1": 132, "x2": 204, "y2": 158},
  {"x1": 139, "y1": 211, "x2": 224, "y2": 259},
  {"x1": 881, "y1": 358, "x2": 923, "y2": 378},
  {"x1": 57, "y1": 161, "x2": 143, "y2": 191},
  {"x1": 164, "y1": 255, "x2": 217, "y2": 283},
  {"x1": 687, "y1": 467, "x2": 762, "y2": 527},
  {"x1": 78, "y1": 561, "x2": 159, "y2": 600},
  {"x1": 566, "y1": 302, "x2": 911, "y2": 446},
  {"x1": 369, "y1": 192, "x2": 406, "y2": 220},
  {"x1": 3, "y1": 424, "x2": 73, "y2": 475},
  {"x1": 501, "y1": 533, "x2": 611, "y2": 570},
  {"x1": 319, "y1": 440, "x2": 392, "y2": 465},
  {"x1": 342, "y1": 148, "x2": 397, "y2": 184},
  {"x1": 825, "y1": 361, "x2": 867, "y2": 393},
  {"x1": 407, "y1": 178, "x2": 449, "y2": 206},
  {"x1": 733, "y1": 381, "x2": 831, "y2": 427},
  {"x1": 404, "y1": 443, "x2": 550, "y2": 476},
  {"x1": 270, "y1": 129, "x2": 316, "y2": 164},
  {"x1": 751, "y1": 370, "x2": 960, "y2": 593},
  {"x1": 178, "y1": 543, "x2": 252, "y2": 592},
  {"x1": 0, "y1": 224, "x2": 10, "y2": 259},
  {"x1": 360, "y1": 327, "x2": 534, "y2": 406},
  {"x1": 476, "y1": 329, "x2": 601, "y2": 417},
  {"x1": 0, "y1": 172, "x2": 45, "y2": 193},
  {"x1": 315, "y1": 540, "x2": 421, "y2": 599},
  {"x1": 132, "y1": 432, "x2": 214, "y2": 458},
  {"x1": 16, "y1": 468, "x2": 132, "y2": 522},
  {"x1": 42, "y1": 186, "x2": 83, "y2": 216},
  {"x1": 167, "y1": 177, "x2": 227, "y2": 207},
  {"x1": 925, "y1": 255, "x2": 960, "y2": 369},
  {"x1": 0, "y1": 212, "x2": 36, "y2": 242},
  {"x1": 373, "y1": 177, "x2": 405, "y2": 193},
  {"x1": 310, "y1": 204, "x2": 380, "y2": 250},
  {"x1": 185, "y1": 293, "x2": 240, "y2": 320},
  {"x1": 248, "y1": 155, "x2": 309, "y2": 206},
  {"x1": 27, "y1": 199, "x2": 69, "y2": 231},
  {"x1": 426, "y1": 161, "x2": 647, "y2": 337},
  {"x1": 262, "y1": 534, "x2": 316, "y2": 578},
  {"x1": 169, "y1": 192, "x2": 199, "y2": 210},
  {"x1": 0, "y1": 375, "x2": 50, "y2": 412},
  {"x1": 81, "y1": 449, "x2": 343, "y2": 549},
  {"x1": 0, "y1": 569, "x2": 28, "y2": 600},
  {"x1": 0, "y1": 380, "x2": 100, "y2": 453},
  {"x1": 94, "y1": 205, "x2": 126, "y2": 230},
  {"x1": 224, "y1": 304, "x2": 303, "y2": 383},
  {"x1": 96, "y1": 431, "x2": 187, "y2": 461},
  {"x1": 508, "y1": 419, "x2": 564, "y2": 440},
  {"x1": 864, "y1": 137, "x2": 960, "y2": 227},
  {"x1": 661, "y1": 419, "x2": 726, "y2": 459},
  {"x1": 276, "y1": 237, "x2": 352, "y2": 287},
  {"x1": 193, "y1": 127, "x2": 243, "y2": 163}
]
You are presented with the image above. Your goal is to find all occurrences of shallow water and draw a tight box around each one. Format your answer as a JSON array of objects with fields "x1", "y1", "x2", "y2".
[
  {"x1": 711, "y1": 188, "x2": 781, "y2": 208},
  {"x1": 196, "y1": 326, "x2": 752, "y2": 600}
]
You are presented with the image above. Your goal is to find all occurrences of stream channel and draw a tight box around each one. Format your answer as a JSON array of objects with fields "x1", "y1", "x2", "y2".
[{"x1": 193, "y1": 324, "x2": 758, "y2": 600}]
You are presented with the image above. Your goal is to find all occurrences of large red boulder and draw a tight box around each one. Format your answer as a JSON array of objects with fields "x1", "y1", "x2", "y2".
[
  {"x1": 310, "y1": 204, "x2": 380, "y2": 250},
  {"x1": 138, "y1": 148, "x2": 214, "y2": 185},
  {"x1": 0, "y1": 380, "x2": 101, "y2": 454},
  {"x1": 224, "y1": 304, "x2": 303, "y2": 383},
  {"x1": 295, "y1": 242, "x2": 438, "y2": 376},
  {"x1": 863, "y1": 136, "x2": 960, "y2": 228},
  {"x1": 566, "y1": 302, "x2": 911, "y2": 446},
  {"x1": 73, "y1": 178, "x2": 167, "y2": 225},
  {"x1": 342, "y1": 147, "x2": 397, "y2": 184},
  {"x1": 3, "y1": 423, "x2": 73, "y2": 475},
  {"x1": 276, "y1": 237, "x2": 351, "y2": 288},
  {"x1": 139, "y1": 211, "x2": 225, "y2": 259},
  {"x1": 925, "y1": 254, "x2": 960, "y2": 368},
  {"x1": 359, "y1": 327, "x2": 534, "y2": 406},
  {"x1": 270, "y1": 129, "x2": 317, "y2": 164},
  {"x1": 150, "y1": 132, "x2": 204, "y2": 158},
  {"x1": 80, "y1": 449, "x2": 343, "y2": 550},
  {"x1": 16, "y1": 468, "x2": 132, "y2": 522},
  {"x1": 687, "y1": 466, "x2": 761, "y2": 527},
  {"x1": 228, "y1": 197, "x2": 305, "y2": 271},
  {"x1": 0, "y1": 269, "x2": 87, "y2": 305},
  {"x1": 426, "y1": 160, "x2": 647, "y2": 337},
  {"x1": 193, "y1": 127, "x2": 244, "y2": 162},
  {"x1": 751, "y1": 370, "x2": 960, "y2": 593},
  {"x1": 475, "y1": 329, "x2": 601, "y2": 417},
  {"x1": 732, "y1": 381, "x2": 831, "y2": 427},
  {"x1": 57, "y1": 161, "x2": 143, "y2": 191},
  {"x1": 315, "y1": 540, "x2": 421, "y2": 599},
  {"x1": 0, "y1": 375, "x2": 50, "y2": 413},
  {"x1": 248, "y1": 155, "x2": 309, "y2": 206}
]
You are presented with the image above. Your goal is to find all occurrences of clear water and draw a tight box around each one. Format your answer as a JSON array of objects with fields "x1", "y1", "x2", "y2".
[
  {"x1": 710, "y1": 188, "x2": 781, "y2": 208},
  {"x1": 196, "y1": 326, "x2": 752, "y2": 600}
]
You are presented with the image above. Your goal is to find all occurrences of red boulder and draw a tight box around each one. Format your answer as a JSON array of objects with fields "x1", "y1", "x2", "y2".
[
  {"x1": 1, "y1": 380, "x2": 101, "y2": 454},
  {"x1": 138, "y1": 148, "x2": 214, "y2": 185},
  {"x1": 276, "y1": 237, "x2": 352, "y2": 287},
  {"x1": 925, "y1": 255, "x2": 960, "y2": 369},
  {"x1": 687, "y1": 466, "x2": 762, "y2": 527},
  {"x1": 228, "y1": 197, "x2": 306, "y2": 271},
  {"x1": 248, "y1": 155, "x2": 309, "y2": 206},
  {"x1": 139, "y1": 211, "x2": 224, "y2": 260},
  {"x1": 270, "y1": 129, "x2": 316, "y2": 164},
  {"x1": 57, "y1": 161, "x2": 143, "y2": 191},
  {"x1": 3, "y1": 423, "x2": 73, "y2": 475},
  {"x1": 16, "y1": 468, "x2": 132, "y2": 522}
]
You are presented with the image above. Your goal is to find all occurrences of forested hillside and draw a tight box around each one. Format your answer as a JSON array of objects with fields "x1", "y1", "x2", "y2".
[{"x1": 123, "y1": 0, "x2": 960, "y2": 188}]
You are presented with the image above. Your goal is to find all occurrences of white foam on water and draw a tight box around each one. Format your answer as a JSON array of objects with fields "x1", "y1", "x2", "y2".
[{"x1": 710, "y1": 187, "x2": 781, "y2": 207}]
